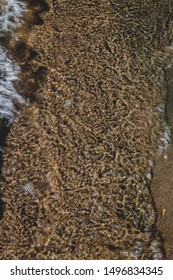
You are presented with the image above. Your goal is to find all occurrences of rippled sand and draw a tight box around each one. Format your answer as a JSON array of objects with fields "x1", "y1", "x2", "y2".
[{"x1": 0, "y1": 0, "x2": 173, "y2": 259}]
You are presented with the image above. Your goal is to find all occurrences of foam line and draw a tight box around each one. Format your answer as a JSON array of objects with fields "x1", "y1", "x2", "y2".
[
  {"x1": 0, "y1": 0, "x2": 26, "y2": 122},
  {"x1": 0, "y1": 0, "x2": 26, "y2": 32}
]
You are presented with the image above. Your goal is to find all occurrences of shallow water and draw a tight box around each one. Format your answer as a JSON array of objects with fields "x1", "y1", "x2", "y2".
[{"x1": 0, "y1": 0, "x2": 172, "y2": 260}]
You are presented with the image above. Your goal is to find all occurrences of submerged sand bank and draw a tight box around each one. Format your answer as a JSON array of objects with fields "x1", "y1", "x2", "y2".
[{"x1": 0, "y1": 0, "x2": 173, "y2": 259}]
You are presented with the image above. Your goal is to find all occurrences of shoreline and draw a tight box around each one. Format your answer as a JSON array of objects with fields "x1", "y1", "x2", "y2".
[
  {"x1": 0, "y1": 0, "x2": 28, "y2": 227},
  {"x1": 0, "y1": 0, "x2": 50, "y2": 244}
]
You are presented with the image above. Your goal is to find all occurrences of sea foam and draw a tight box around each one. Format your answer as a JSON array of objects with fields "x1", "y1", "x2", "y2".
[
  {"x1": 0, "y1": 0, "x2": 26, "y2": 31},
  {"x1": 0, "y1": 0, "x2": 26, "y2": 123}
]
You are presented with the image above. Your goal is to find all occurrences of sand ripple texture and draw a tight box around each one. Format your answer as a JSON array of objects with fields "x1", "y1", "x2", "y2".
[{"x1": 0, "y1": 0, "x2": 173, "y2": 259}]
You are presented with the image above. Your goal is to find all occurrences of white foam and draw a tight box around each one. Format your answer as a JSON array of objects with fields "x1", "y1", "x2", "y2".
[
  {"x1": 0, "y1": 0, "x2": 26, "y2": 122},
  {"x1": 23, "y1": 182, "x2": 35, "y2": 196},
  {"x1": 0, "y1": 46, "x2": 25, "y2": 122},
  {"x1": 0, "y1": 0, "x2": 27, "y2": 32},
  {"x1": 158, "y1": 125, "x2": 171, "y2": 155},
  {"x1": 149, "y1": 240, "x2": 163, "y2": 260}
]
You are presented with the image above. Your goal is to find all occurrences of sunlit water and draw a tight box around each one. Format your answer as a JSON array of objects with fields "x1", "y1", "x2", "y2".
[{"x1": 0, "y1": 0, "x2": 26, "y2": 123}]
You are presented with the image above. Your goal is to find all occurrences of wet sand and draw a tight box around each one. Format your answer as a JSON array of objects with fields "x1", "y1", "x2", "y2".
[
  {"x1": 151, "y1": 65, "x2": 173, "y2": 259},
  {"x1": 0, "y1": 0, "x2": 173, "y2": 259},
  {"x1": 151, "y1": 145, "x2": 173, "y2": 259}
]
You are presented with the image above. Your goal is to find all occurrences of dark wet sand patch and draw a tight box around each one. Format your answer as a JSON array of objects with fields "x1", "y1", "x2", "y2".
[
  {"x1": 151, "y1": 145, "x2": 173, "y2": 259},
  {"x1": 151, "y1": 65, "x2": 173, "y2": 259}
]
